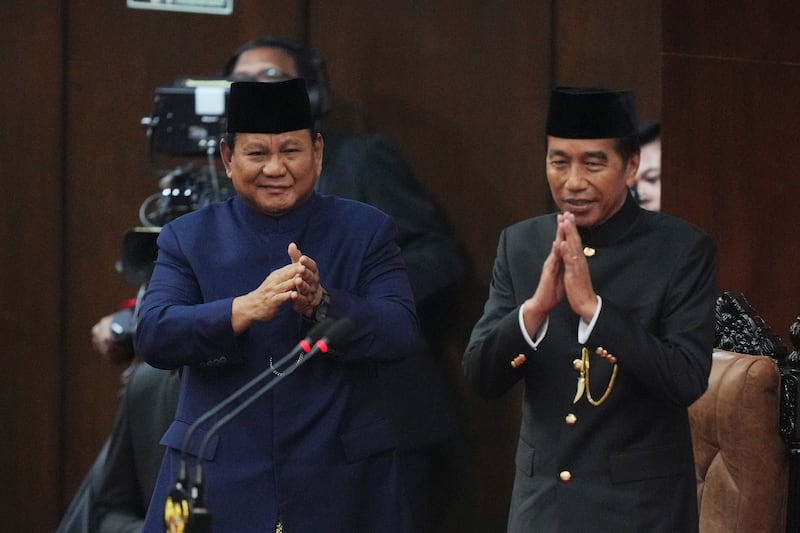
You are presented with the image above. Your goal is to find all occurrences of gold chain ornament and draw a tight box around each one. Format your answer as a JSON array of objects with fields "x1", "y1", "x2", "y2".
[{"x1": 572, "y1": 347, "x2": 618, "y2": 406}]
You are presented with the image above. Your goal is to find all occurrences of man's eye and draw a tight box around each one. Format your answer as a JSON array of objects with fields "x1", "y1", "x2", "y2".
[{"x1": 230, "y1": 73, "x2": 257, "y2": 82}]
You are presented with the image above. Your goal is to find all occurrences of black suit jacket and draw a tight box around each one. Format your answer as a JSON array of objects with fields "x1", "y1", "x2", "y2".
[
  {"x1": 94, "y1": 362, "x2": 179, "y2": 533},
  {"x1": 464, "y1": 196, "x2": 718, "y2": 532}
]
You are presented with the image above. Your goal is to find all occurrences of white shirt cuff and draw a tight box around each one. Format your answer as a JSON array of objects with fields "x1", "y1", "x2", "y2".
[
  {"x1": 578, "y1": 295, "x2": 603, "y2": 344},
  {"x1": 519, "y1": 306, "x2": 548, "y2": 350}
]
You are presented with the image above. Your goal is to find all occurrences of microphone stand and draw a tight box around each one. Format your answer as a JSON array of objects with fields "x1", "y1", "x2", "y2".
[
  {"x1": 187, "y1": 318, "x2": 354, "y2": 532},
  {"x1": 165, "y1": 318, "x2": 335, "y2": 533}
]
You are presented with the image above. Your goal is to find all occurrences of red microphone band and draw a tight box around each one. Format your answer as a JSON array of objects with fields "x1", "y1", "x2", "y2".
[
  {"x1": 316, "y1": 340, "x2": 330, "y2": 353},
  {"x1": 299, "y1": 340, "x2": 312, "y2": 352}
]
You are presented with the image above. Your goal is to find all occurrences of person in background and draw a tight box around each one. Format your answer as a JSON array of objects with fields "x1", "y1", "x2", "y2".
[
  {"x1": 463, "y1": 87, "x2": 717, "y2": 531},
  {"x1": 137, "y1": 78, "x2": 422, "y2": 532},
  {"x1": 634, "y1": 120, "x2": 661, "y2": 211},
  {"x1": 94, "y1": 363, "x2": 178, "y2": 533},
  {"x1": 58, "y1": 270, "x2": 177, "y2": 533},
  {"x1": 89, "y1": 251, "x2": 178, "y2": 532}
]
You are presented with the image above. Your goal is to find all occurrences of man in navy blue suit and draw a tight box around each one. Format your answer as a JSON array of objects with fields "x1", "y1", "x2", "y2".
[
  {"x1": 70, "y1": 37, "x2": 460, "y2": 533},
  {"x1": 223, "y1": 35, "x2": 463, "y2": 530},
  {"x1": 137, "y1": 79, "x2": 422, "y2": 532}
]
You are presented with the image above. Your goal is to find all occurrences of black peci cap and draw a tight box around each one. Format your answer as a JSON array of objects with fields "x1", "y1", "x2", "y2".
[
  {"x1": 546, "y1": 87, "x2": 638, "y2": 139},
  {"x1": 226, "y1": 78, "x2": 314, "y2": 134}
]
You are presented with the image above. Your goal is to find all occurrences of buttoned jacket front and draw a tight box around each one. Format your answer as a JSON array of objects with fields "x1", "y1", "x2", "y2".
[
  {"x1": 137, "y1": 192, "x2": 418, "y2": 533},
  {"x1": 464, "y1": 196, "x2": 717, "y2": 532}
]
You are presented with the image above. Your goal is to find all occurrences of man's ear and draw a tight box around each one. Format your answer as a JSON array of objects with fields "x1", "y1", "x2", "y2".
[
  {"x1": 220, "y1": 138, "x2": 234, "y2": 177},
  {"x1": 313, "y1": 133, "x2": 325, "y2": 176},
  {"x1": 625, "y1": 152, "x2": 640, "y2": 188}
]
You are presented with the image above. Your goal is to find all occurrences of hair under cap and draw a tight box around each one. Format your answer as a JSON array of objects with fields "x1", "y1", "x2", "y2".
[
  {"x1": 546, "y1": 87, "x2": 638, "y2": 139},
  {"x1": 226, "y1": 79, "x2": 313, "y2": 134}
]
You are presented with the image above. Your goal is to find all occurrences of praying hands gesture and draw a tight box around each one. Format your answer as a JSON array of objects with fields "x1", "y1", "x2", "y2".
[
  {"x1": 521, "y1": 212, "x2": 598, "y2": 337},
  {"x1": 231, "y1": 242, "x2": 324, "y2": 334}
]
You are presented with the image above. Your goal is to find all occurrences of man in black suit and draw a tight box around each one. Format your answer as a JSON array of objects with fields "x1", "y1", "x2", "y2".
[{"x1": 464, "y1": 87, "x2": 717, "y2": 531}]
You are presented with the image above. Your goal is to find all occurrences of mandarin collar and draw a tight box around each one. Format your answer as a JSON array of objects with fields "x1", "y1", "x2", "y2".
[
  {"x1": 233, "y1": 191, "x2": 320, "y2": 234},
  {"x1": 577, "y1": 192, "x2": 641, "y2": 248}
]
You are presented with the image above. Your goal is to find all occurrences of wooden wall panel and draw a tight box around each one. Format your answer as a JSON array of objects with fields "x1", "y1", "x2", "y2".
[
  {"x1": 664, "y1": 0, "x2": 800, "y2": 62},
  {"x1": 663, "y1": 57, "x2": 800, "y2": 342},
  {"x1": 554, "y1": 0, "x2": 662, "y2": 122},
  {"x1": 312, "y1": 0, "x2": 553, "y2": 282},
  {"x1": 663, "y1": 2, "x2": 800, "y2": 343},
  {"x1": 0, "y1": 2, "x2": 64, "y2": 531}
]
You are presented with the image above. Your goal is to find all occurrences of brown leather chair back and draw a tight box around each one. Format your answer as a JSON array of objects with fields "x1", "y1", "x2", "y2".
[{"x1": 689, "y1": 349, "x2": 788, "y2": 533}]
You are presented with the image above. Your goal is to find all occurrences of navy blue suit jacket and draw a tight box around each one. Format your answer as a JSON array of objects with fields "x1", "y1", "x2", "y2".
[{"x1": 137, "y1": 193, "x2": 419, "y2": 532}]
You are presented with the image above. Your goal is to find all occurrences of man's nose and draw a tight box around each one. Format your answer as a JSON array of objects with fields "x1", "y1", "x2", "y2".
[
  {"x1": 262, "y1": 156, "x2": 284, "y2": 175},
  {"x1": 564, "y1": 165, "x2": 586, "y2": 189}
]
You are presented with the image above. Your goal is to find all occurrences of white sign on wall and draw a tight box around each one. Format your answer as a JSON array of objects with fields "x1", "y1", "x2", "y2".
[{"x1": 127, "y1": 0, "x2": 233, "y2": 15}]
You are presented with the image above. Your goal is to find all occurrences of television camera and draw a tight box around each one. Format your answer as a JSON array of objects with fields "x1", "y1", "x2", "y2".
[
  {"x1": 138, "y1": 78, "x2": 234, "y2": 227},
  {"x1": 112, "y1": 79, "x2": 235, "y2": 347}
]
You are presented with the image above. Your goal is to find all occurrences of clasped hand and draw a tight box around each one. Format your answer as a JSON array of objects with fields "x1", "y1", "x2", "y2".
[
  {"x1": 521, "y1": 212, "x2": 598, "y2": 334},
  {"x1": 231, "y1": 242, "x2": 323, "y2": 334}
]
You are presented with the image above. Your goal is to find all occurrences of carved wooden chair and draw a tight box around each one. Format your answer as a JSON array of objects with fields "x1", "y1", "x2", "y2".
[{"x1": 689, "y1": 292, "x2": 800, "y2": 532}]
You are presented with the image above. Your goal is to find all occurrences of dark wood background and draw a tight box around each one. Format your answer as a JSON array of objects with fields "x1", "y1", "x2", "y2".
[{"x1": 3, "y1": 1, "x2": 798, "y2": 531}]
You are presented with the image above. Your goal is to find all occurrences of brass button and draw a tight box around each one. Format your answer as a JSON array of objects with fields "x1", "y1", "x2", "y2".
[
  {"x1": 565, "y1": 413, "x2": 577, "y2": 425},
  {"x1": 559, "y1": 470, "x2": 572, "y2": 482},
  {"x1": 583, "y1": 246, "x2": 596, "y2": 257},
  {"x1": 572, "y1": 358, "x2": 583, "y2": 371}
]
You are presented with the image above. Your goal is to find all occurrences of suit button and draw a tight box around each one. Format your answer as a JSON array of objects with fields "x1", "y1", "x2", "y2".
[
  {"x1": 565, "y1": 413, "x2": 577, "y2": 425},
  {"x1": 559, "y1": 470, "x2": 572, "y2": 482}
]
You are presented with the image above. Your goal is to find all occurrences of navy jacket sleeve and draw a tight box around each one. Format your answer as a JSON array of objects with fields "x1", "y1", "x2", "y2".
[{"x1": 136, "y1": 196, "x2": 418, "y2": 369}]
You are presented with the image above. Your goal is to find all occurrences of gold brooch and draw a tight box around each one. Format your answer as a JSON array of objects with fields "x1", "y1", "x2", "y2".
[{"x1": 572, "y1": 346, "x2": 618, "y2": 406}]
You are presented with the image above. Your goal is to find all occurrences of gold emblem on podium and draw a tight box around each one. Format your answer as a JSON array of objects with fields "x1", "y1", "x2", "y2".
[{"x1": 165, "y1": 492, "x2": 190, "y2": 533}]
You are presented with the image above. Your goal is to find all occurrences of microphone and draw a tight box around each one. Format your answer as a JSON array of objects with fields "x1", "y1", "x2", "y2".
[
  {"x1": 164, "y1": 318, "x2": 335, "y2": 533},
  {"x1": 300, "y1": 316, "x2": 355, "y2": 359},
  {"x1": 187, "y1": 317, "x2": 355, "y2": 528}
]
